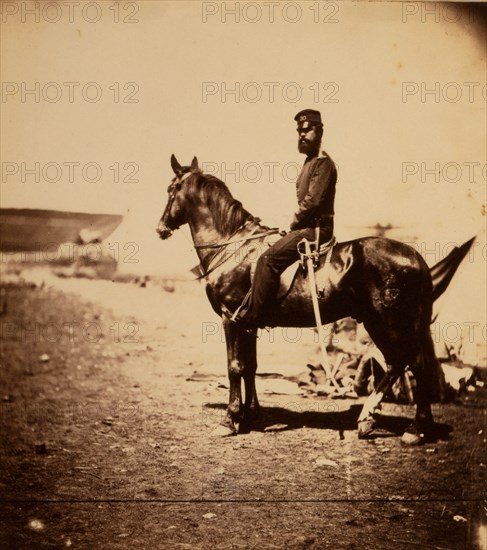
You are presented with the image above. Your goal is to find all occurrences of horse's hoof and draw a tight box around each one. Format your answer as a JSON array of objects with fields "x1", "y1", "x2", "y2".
[
  {"x1": 358, "y1": 418, "x2": 376, "y2": 439},
  {"x1": 210, "y1": 424, "x2": 237, "y2": 437},
  {"x1": 401, "y1": 430, "x2": 424, "y2": 445}
]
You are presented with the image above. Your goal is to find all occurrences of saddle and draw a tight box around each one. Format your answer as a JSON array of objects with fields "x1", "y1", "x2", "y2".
[
  {"x1": 248, "y1": 233, "x2": 336, "y2": 301},
  {"x1": 225, "y1": 233, "x2": 336, "y2": 324}
]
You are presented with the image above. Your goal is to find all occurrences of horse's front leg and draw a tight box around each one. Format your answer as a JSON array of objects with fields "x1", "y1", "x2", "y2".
[
  {"x1": 212, "y1": 318, "x2": 244, "y2": 437},
  {"x1": 240, "y1": 330, "x2": 259, "y2": 431},
  {"x1": 357, "y1": 366, "x2": 402, "y2": 438}
]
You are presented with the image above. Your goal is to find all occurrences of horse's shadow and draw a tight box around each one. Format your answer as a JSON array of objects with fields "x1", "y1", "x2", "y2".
[{"x1": 204, "y1": 402, "x2": 452, "y2": 441}]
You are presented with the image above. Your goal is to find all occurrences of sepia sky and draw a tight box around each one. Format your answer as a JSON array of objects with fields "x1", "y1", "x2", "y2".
[{"x1": 1, "y1": 0, "x2": 486, "y2": 247}]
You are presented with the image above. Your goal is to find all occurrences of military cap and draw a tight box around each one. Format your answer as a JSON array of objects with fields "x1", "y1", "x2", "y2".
[{"x1": 294, "y1": 109, "x2": 322, "y2": 126}]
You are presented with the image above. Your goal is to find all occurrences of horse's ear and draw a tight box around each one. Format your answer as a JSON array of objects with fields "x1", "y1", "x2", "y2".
[
  {"x1": 171, "y1": 154, "x2": 182, "y2": 175},
  {"x1": 190, "y1": 156, "x2": 199, "y2": 172}
]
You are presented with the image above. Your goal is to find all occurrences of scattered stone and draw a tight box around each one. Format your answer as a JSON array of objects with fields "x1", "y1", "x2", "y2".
[
  {"x1": 28, "y1": 519, "x2": 45, "y2": 531},
  {"x1": 401, "y1": 432, "x2": 423, "y2": 446},
  {"x1": 426, "y1": 448, "x2": 437, "y2": 453},
  {"x1": 2, "y1": 394, "x2": 13, "y2": 402},
  {"x1": 478, "y1": 430, "x2": 483, "y2": 435},
  {"x1": 381, "y1": 447, "x2": 391, "y2": 453},
  {"x1": 35, "y1": 443, "x2": 47, "y2": 455},
  {"x1": 263, "y1": 424, "x2": 288, "y2": 433},
  {"x1": 315, "y1": 458, "x2": 338, "y2": 467},
  {"x1": 203, "y1": 513, "x2": 217, "y2": 519},
  {"x1": 210, "y1": 424, "x2": 236, "y2": 437},
  {"x1": 453, "y1": 515, "x2": 467, "y2": 522},
  {"x1": 39, "y1": 354, "x2": 50, "y2": 363},
  {"x1": 102, "y1": 417, "x2": 114, "y2": 426},
  {"x1": 216, "y1": 467, "x2": 225, "y2": 475}
]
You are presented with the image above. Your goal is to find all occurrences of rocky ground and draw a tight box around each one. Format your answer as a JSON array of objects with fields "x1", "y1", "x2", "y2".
[{"x1": 0, "y1": 272, "x2": 486, "y2": 549}]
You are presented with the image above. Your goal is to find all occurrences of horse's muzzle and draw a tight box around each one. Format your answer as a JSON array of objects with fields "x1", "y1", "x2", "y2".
[{"x1": 157, "y1": 222, "x2": 173, "y2": 240}]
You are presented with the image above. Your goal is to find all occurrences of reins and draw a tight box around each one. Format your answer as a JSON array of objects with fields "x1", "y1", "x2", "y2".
[
  {"x1": 194, "y1": 226, "x2": 280, "y2": 249},
  {"x1": 165, "y1": 171, "x2": 279, "y2": 280},
  {"x1": 194, "y1": 222, "x2": 280, "y2": 280}
]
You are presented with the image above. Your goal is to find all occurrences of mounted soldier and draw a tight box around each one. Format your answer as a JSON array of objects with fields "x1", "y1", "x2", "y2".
[
  {"x1": 232, "y1": 108, "x2": 337, "y2": 329},
  {"x1": 157, "y1": 135, "x2": 469, "y2": 442}
]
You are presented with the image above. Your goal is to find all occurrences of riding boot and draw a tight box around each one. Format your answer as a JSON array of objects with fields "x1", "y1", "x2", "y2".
[
  {"x1": 233, "y1": 227, "x2": 332, "y2": 328},
  {"x1": 233, "y1": 255, "x2": 281, "y2": 328}
]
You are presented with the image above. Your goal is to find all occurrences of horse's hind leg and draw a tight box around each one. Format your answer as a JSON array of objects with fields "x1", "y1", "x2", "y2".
[
  {"x1": 357, "y1": 365, "x2": 402, "y2": 438},
  {"x1": 358, "y1": 334, "x2": 438, "y2": 444},
  {"x1": 401, "y1": 332, "x2": 437, "y2": 445}
]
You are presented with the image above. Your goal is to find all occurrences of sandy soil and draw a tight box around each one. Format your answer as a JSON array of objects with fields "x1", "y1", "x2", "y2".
[{"x1": 0, "y1": 274, "x2": 486, "y2": 549}]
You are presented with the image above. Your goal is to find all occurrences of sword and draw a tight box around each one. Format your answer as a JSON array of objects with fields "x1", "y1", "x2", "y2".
[{"x1": 298, "y1": 238, "x2": 341, "y2": 392}]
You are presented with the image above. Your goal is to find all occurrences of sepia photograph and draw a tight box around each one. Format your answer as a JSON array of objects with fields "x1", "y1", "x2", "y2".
[{"x1": 1, "y1": 1, "x2": 486, "y2": 548}]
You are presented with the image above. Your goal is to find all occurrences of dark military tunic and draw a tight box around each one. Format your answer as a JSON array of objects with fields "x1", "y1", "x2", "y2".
[
  {"x1": 291, "y1": 151, "x2": 337, "y2": 231},
  {"x1": 235, "y1": 150, "x2": 338, "y2": 327}
]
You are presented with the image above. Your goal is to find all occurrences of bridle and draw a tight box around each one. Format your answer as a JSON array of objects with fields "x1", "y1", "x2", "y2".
[
  {"x1": 159, "y1": 170, "x2": 193, "y2": 235},
  {"x1": 159, "y1": 170, "x2": 279, "y2": 279}
]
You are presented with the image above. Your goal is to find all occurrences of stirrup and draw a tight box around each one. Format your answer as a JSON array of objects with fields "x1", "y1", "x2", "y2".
[{"x1": 230, "y1": 289, "x2": 252, "y2": 322}]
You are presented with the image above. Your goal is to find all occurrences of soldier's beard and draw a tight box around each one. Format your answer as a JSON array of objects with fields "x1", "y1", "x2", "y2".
[{"x1": 298, "y1": 139, "x2": 319, "y2": 155}]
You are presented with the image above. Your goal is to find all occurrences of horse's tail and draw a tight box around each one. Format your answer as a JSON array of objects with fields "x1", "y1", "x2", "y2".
[
  {"x1": 421, "y1": 329, "x2": 446, "y2": 403},
  {"x1": 430, "y1": 236, "x2": 475, "y2": 302}
]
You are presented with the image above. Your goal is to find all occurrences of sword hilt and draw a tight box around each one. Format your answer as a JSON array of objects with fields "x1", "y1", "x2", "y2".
[{"x1": 297, "y1": 238, "x2": 320, "y2": 270}]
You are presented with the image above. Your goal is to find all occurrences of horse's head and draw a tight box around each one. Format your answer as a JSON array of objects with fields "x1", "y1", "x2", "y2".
[{"x1": 157, "y1": 154, "x2": 199, "y2": 239}]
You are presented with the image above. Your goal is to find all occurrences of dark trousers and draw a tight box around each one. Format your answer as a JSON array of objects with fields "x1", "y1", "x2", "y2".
[{"x1": 241, "y1": 225, "x2": 333, "y2": 326}]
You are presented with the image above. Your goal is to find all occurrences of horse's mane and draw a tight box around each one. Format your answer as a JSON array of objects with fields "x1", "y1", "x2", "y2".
[{"x1": 187, "y1": 172, "x2": 254, "y2": 236}]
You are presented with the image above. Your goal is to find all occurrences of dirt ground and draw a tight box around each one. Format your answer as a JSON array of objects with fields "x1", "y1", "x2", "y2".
[{"x1": 1, "y1": 272, "x2": 486, "y2": 549}]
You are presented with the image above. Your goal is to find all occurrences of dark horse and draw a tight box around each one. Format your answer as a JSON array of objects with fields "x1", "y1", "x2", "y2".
[{"x1": 157, "y1": 156, "x2": 459, "y2": 444}]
